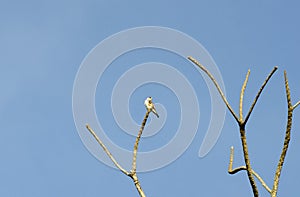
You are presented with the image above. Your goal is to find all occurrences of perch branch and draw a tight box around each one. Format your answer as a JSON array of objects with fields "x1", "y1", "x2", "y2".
[
  {"x1": 228, "y1": 146, "x2": 271, "y2": 193},
  {"x1": 128, "y1": 109, "x2": 150, "y2": 197},
  {"x1": 271, "y1": 71, "x2": 294, "y2": 197},
  {"x1": 132, "y1": 109, "x2": 150, "y2": 173}
]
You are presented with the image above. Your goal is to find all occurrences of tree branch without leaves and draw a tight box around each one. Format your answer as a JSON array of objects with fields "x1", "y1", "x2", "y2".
[
  {"x1": 188, "y1": 56, "x2": 298, "y2": 197},
  {"x1": 243, "y1": 66, "x2": 278, "y2": 125},
  {"x1": 188, "y1": 56, "x2": 276, "y2": 196},
  {"x1": 271, "y1": 71, "x2": 299, "y2": 197},
  {"x1": 228, "y1": 146, "x2": 271, "y2": 193},
  {"x1": 84, "y1": 56, "x2": 298, "y2": 197},
  {"x1": 86, "y1": 109, "x2": 151, "y2": 197},
  {"x1": 188, "y1": 56, "x2": 239, "y2": 122}
]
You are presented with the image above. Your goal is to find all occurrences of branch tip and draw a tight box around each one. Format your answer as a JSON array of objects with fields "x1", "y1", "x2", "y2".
[
  {"x1": 244, "y1": 66, "x2": 278, "y2": 124},
  {"x1": 239, "y1": 69, "x2": 251, "y2": 121},
  {"x1": 293, "y1": 101, "x2": 300, "y2": 109},
  {"x1": 284, "y1": 70, "x2": 292, "y2": 107},
  {"x1": 228, "y1": 145, "x2": 270, "y2": 193}
]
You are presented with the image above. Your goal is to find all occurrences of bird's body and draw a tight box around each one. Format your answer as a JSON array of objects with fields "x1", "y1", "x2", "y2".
[{"x1": 144, "y1": 97, "x2": 159, "y2": 118}]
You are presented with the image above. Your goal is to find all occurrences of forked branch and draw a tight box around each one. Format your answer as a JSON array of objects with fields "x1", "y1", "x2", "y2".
[
  {"x1": 188, "y1": 56, "x2": 278, "y2": 197},
  {"x1": 237, "y1": 70, "x2": 258, "y2": 196},
  {"x1": 293, "y1": 101, "x2": 300, "y2": 109},
  {"x1": 86, "y1": 109, "x2": 151, "y2": 197},
  {"x1": 238, "y1": 67, "x2": 278, "y2": 197},
  {"x1": 228, "y1": 146, "x2": 271, "y2": 193}
]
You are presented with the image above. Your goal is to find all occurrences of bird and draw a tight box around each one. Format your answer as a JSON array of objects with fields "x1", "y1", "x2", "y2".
[{"x1": 144, "y1": 97, "x2": 159, "y2": 118}]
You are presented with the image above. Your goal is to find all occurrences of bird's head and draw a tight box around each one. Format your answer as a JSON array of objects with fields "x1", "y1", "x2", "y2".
[{"x1": 144, "y1": 96, "x2": 152, "y2": 106}]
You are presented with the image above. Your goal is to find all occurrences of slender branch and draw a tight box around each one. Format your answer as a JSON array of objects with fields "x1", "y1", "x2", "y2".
[
  {"x1": 240, "y1": 69, "x2": 251, "y2": 121},
  {"x1": 85, "y1": 124, "x2": 130, "y2": 176},
  {"x1": 238, "y1": 69, "x2": 260, "y2": 196},
  {"x1": 132, "y1": 110, "x2": 150, "y2": 173},
  {"x1": 244, "y1": 66, "x2": 278, "y2": 124},
  {"x1": 188, "y1": 56, "x2": 260, "y2": 196},
  {"x1": 271, "y1": 71, "x2": 293, "y2": 197},
  {"x1": 228, "y1": 146, "x2": 271, "y2": 193},
  {"x1": 293, "y1": 100, "x2": 300, "y2": 109},
  {"x1": 188, "y1": 56, "x2": 239, "y2": 122},
  {"x1": 127, "y1": 109, "x2": 150, "y2": 197},
  {"x1": 238, "y1": 67, "x2": 277, "y2": 196},
  {"x1": 86, "y1": 108, "x2": 151, "y2": 197}
]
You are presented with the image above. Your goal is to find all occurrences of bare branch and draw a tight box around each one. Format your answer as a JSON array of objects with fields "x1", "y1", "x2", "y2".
[
  {"x1": 271, "y1": 71, "x2": 293, "y2": 197},
  {"x1": 240, "y1": 128, "x2": 259, "y2": 196},
  {"x1": 188, "y1": 56, "x2": 239, "y2": 122},
  {"x1": 187, "y1": 57, "x2": 297, "y2": 196},
  {"x1": 130, "y1": 173, "x2": 146, "y2": 197},
  {"x1": 85, "y1": 124, "x2": 130, "y2": 176},
  {"x1": 126, "y1": 109, "x2": 151, "y2": 197},
  {"x1": 188, "y1": 56, "x2": 261, "y2": 196},
  {"x1": 86, "y1": 108, "x2": 151, "y2": 197},
  {"x1": 132, "y1": 110, "x2": 150, "y2": 173},
  {"x1": 228, "y1": 146, "x2": 234, "y2": 174},
  {"x1": 244, "y1": 66, "x2": 278, "y2": 124},
  {"x1": 228, "y1": 146, "x2": 271, "y2": 193},
  {"x1": 293, "y1": 100, "x2": 300, "y2": 109},
  {"x1": 239, "y1": 70, "x2": 251, "y2": 121}
]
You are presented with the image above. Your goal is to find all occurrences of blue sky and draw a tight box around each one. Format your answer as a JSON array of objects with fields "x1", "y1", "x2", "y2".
[{"x1": 1, "y1": 1, "x2": 300, "y2": 196}]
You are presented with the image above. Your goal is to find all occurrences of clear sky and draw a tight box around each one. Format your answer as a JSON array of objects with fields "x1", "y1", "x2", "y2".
[{"x1": 1, "y1": 1, "x2": 300, "y2": 196}]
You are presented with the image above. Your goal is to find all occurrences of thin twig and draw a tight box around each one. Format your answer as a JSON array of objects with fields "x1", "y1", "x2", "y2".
[
  {"x1": 244, "y1": 66, "x2": 278, "y2": 124},
  {"x1": 228, "y1": 146, "x2": 271, "y2": 193},
  {"x1": 271, "y1": 71, "x2": 293, "y2": 197},
  {"x1": 85, "y1": 124, "x2": 130, "y2": 176},
  {"x1": 240, "y1": 69, "x2": 251, "y2": 121},
  {"x1": 293, "y1": 101, "x2": 300, "y2": 109},
  {"x1": 188, "y1": 56, "x2": 239, "y2": 122}
]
